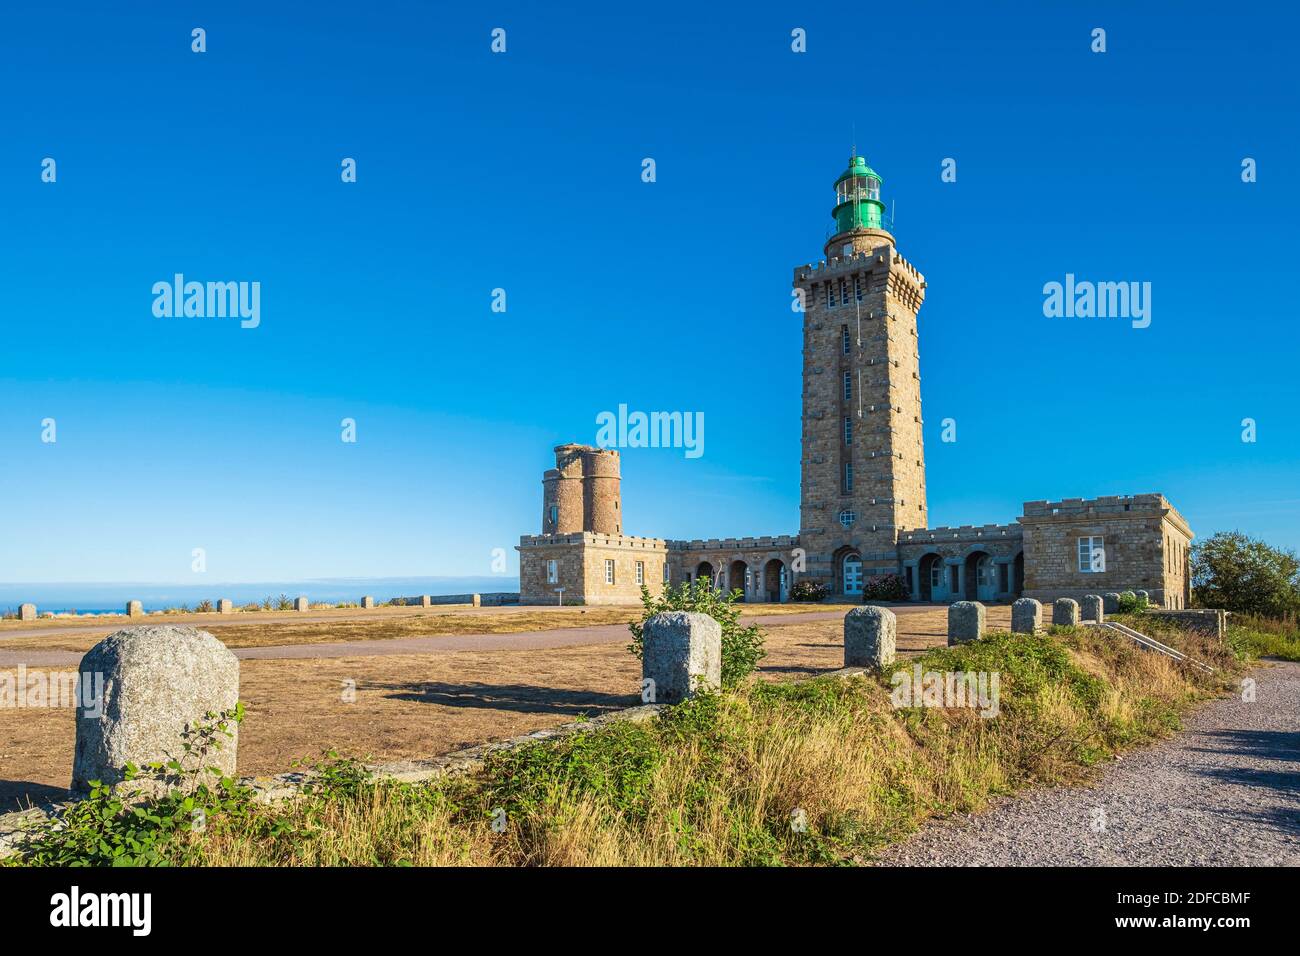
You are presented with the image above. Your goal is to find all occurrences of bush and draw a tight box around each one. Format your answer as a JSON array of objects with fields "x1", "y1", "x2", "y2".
[
  {"x1": 862, "y1": 573, "x2": 908, "y2": 602},
  {"x1": 789, "y1": 579, "x2": 829, "y2": 602},
  {"x1": 195, "y1": 600, "x2": 214, "y2": 613},
  {"x1": 1117, "y1": 591, "x2": 1147, "y2": 613},
  {"x1": 1192, "y1": 531, "x2": 1300, "y2": 617},
  {"x1": 627, "y1": 580, "x2": 765, "y2": 687}
]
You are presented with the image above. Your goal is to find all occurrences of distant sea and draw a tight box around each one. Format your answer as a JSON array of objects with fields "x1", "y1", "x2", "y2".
[{"x1": 0, "y1": 577, "x2": 520, "y2": 615}]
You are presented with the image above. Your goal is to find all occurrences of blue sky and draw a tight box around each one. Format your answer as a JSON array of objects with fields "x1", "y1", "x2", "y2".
[{"x1": 1, "y1": 1, "x2": 1297, "y2": 584}]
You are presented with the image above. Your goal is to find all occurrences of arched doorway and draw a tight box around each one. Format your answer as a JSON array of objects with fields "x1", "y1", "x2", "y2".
[
  {"x1": 841, "y1": 551, "x2": 863, "y2": 596},
  {"x1": 728, "y1": 560, "x2": 748, "y2": 601},
  {"x1": 763, "y1": 558, "x2": 787, "y2": 603},
  {"x1": 964, "y1": 551, "x2": 996, "y2": 601},
  {"x1": 1012, "y1": 552, "x2": 1024, "y2": 597},
  {"x1": 695, "y1": 561, "x2": 714, "y2": 587},
  {"x1": 918, "y1": 553, "x2": 943, "y2": 601}
]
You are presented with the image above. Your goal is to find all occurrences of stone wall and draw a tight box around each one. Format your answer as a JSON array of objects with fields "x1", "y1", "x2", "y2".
[
  {"x1": 1020, "y1": 495, "x2": 1193, "y2": 608},
  {"x1": 518, "y1": 532, "x2": 668, "y2": 605}
]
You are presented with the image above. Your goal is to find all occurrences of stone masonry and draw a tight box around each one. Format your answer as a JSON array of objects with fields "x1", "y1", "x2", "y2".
[{"x1": 516, "y1": 156, "x2": 1195, "y2": 608}]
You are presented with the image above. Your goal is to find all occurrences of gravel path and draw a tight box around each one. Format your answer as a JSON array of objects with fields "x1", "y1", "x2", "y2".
[{"x1": 876, "y1": 661, "x2": 1300, "y2": 866}]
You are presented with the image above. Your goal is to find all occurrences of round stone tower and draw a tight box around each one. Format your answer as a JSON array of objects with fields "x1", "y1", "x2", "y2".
[
  {"x1": 824, "y1": 151, "x2": 894, "y2": 260},
  {"x1": 544, "y1": 444, "x2": 586, "y2": 534},
  {"x1": 581, "y1": 447, "x2": 622, "y2": 534}
]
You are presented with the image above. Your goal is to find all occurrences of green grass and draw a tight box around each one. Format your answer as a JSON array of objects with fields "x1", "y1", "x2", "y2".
[{"x1": 5, "y1": 628, "x2": 1239, "y2": 868}]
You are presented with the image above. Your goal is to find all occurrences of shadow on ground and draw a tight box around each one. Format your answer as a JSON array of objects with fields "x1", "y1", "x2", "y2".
[{"x1": 369, "y1": 680, "x2": 638, "y2": 716}]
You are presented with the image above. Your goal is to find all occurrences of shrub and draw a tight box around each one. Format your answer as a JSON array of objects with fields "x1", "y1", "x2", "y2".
[
  {"x1": 789, "y1": 579, "x2": 829, "y2": 602},
  {"x1": 1191, "y1": 530, "x2": 1300, "y2": 617},
  {"x1": 275, "y1": 593, "x2": 294, "y2": 611},
  {"x1": 195, "y1": 600, "x2": 214, "y2": 613},
  {"x1": 1117, "y1": 591, "x2": 1147, "y2": 613},
  {"x1": 627, "y1": 580, "x2": 766, "y2": 687},
  {"x1": 862, "y1": 573, "x2": 908, "y2": 602}
]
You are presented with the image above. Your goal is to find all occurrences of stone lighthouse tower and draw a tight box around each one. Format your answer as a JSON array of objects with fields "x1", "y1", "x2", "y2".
[{"x1": 794, "y1": 153, "x2": 928, "y2": 596}]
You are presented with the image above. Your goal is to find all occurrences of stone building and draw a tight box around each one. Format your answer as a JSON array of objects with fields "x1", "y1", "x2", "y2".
[{"x1": 518, "y1": 154, "x2": 1194, "y2": 609}]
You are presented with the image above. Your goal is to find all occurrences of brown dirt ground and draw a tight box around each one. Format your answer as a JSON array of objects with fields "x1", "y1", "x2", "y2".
[
  {"x1": 0, "y1": 603, "x2": 859, "y2": 652},
  {"x1": 0, "y1": 605, "x2": 1009, "y2": 811}
]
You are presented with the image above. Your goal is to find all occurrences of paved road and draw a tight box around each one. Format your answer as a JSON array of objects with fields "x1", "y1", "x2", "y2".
[
  {"x1": 0, "y1": 607, "x2": 897, "y2": 666},
  {"x1": 875, "y1": 661, "x2": 1300, "y2": 866}
]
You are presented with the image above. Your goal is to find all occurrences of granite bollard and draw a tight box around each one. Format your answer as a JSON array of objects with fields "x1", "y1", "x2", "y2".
[
  {"x1": 642, "y1": 611, "x2": 721, "y2": 705},
  {"x1": 361, "y1": 596, "x2": 375, "y2": 609},
  {"x1": 126, "y1": 600, "x2": 143, "y2": 618},
  {"x1": 217, "y1": 599, "x2": 233, "y2": 614},
  {"x1": 72, "y1": 625, "x2": 240, "y2": 791},
  {"x1": 19, "y1": 603, "x2": 37, "y2": 622},
  {"x1": 294, "y1": 596, "x2": 309, "y2": 612},
  {"x1": 1082, "y1": 594, "x2": 1104, "y2": 622},
  {"x1": 471, "y1": 593, "x2": 482, "y2": 608},
  {"x1": 947, "y1": 601, "x2": 985, "y2": 645},
  {"x1": 844, "y1": 606, "x2": 896, "y2": 668},
  {"x1": 1103, "y1": 592, "x2": 1121, "y2": 614},
  {"x1": 1053, "y1": 598, "x2": 1080, "y2": 626},
  {"x1": 1011, "y1": 598, "x2": 1042, "y2": 634},
  {"x1": 420, "y1": 595, "x2": 432, "y2": 608}
]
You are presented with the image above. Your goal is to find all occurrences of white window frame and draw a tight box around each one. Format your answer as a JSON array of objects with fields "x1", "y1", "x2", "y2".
[
  {"x1": 1078, "y1": 536, "x2": 1105, "y2": 573},
  {"x1": 546, "y1": 559, "x2": 558, "y2": 584},
  {"x1": 635, "y1": 561, "x2": 644, "y2": 585},
  {"x1": 604, "y1": 559, "x2": 615, "y2": 585}
]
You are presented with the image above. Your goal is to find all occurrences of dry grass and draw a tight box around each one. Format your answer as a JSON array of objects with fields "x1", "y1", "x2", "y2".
[
  {"x1": 162, "y1": 625, "x2": 1236, "y2": 867},
  {"x1": 0, "y1": 607, "x2": 949, "y2": 811}
]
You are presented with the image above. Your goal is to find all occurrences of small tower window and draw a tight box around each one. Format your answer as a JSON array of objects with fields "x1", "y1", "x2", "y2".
[
  {"x1": 547, "y1": 504, "x2": 558, "y2": 528},
  {"x1": 844, "y1": 462, "x2": 854, "y2": 493},
  {"x1": 838, "y1": 509, "x2": 856, "y2": 528},
  {"x1": 843, "y1": 416, "x2": 852, "y2": 445},
  {"x1": 635, "y1": 561, "x2": 644, "y2": 585},
  {"x1": 838, "y1": 279, "x2": 847, "y2": 305},
  {"x1": 604, "y1": 559, "x2": 615, "y2": 585},
  {"x1": 854, "y1": 275, "x2": 863, "y2": 302},
  {"x1": 843, "y1": 371, "x2": 852, "y2": 401},
  {"x1": 841, "y1": 325, "x2": 850, "y2": 354},
  {"x1": 826, "y1": 281, "x2": 835, "y2": 308},
  {"x1": 546, "y1": 560, "x2": 558, "y2": 584}
]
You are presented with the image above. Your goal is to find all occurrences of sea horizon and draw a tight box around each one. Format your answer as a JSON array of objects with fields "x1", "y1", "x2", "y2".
[{"x1": 0, "y1": 576, "x2": 521, "y2": 615}]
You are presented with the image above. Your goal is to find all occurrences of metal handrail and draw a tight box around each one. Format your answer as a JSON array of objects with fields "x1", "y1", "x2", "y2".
[{"x1": 1087, "y1": 620, "x2": 1214, "y2": 673}]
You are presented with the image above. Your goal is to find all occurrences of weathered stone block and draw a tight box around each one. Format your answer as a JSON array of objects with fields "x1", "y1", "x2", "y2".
[
  {"x1": 642, "y1": 611, "x2": 721, "y2": 704},
  {"x1": 471, "y1": 593, "x2": 482, "y2": 608},
  {"x1": 217, "y1": 599, "x2": 233, "y2": 614},
  {"x1": 18, "y1": 603, "x2": 36, "y2": 622},
  {"x1": 361, "y1": 596, "x2": 374, "y2": 609},
  {"x1": 294, "y1": 596, "x2": 309, "y2": 612},
  {"x1": 844, "y1": 605, "x2": 896, "y2": 668},
  {"x1": 72, "y1": 625, "x2": 239, "y2": 791},
  {"x1": 1052, "y1": 598, "x2": 1080, "y2": 626},
  {"x1": 1103, "y1": 592, "x2": 1121, "y2": 614},
  {"x1": 126, "y1": 600, "x2": 143, "y2": 617},
  {"x1": 947, "y1": 601, "x2": 985, "y2": 645},
  {"x1": 1082, "y1": 594, "x2": 1104, "y2": 622},
  {"x1": 420, "y1": 595, "x2": 432, "y2": 608},
  {"x1": 1011, "y1": 598, "x2": 1042, "y2": 634}
]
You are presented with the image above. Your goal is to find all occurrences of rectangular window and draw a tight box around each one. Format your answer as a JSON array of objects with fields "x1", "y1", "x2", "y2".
[
  {"x1": 930, "y1": 564, "x2": 942, "y2": 589},
  {"x1": 838, "y1": 278, "x2": 847, "y2": 305},
  {"x1": 842, "y1": 325, "x2": 850, "y2": 354},
  {"x1": 546, "y1": 559, "x2": 558, "y2": 584},
  {"x1": 824, "y1": 282, "x2": 833, "y2": 307},
  {"x1": 635, "y1": 561, "x2": 644, "y2": 585},
  {"x1": 844, "y1": 461, "x2": 853, "y2": 493},
  {"x1": 843, "y1": 371, "x2": 852, "y2": 401},
  {"x1": 1078, "y1": 536, "x2": 1105, "y2": 573},
  {"x1": 663, "y1": 563, "x2": 670, "y2": 583},
  {"x1": 854, "y1": 275, "x2": 863, "y2": 302},
  {"x1": 843, "y1": 416, "x2": 852, "y2": 445},
  {"x1": 604, "y1": 559, "x2": 615, "y2": 585}
]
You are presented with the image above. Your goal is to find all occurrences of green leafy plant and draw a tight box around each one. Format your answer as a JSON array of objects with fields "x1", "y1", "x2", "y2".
[
  {"x1": 862, "y1": 573, "x2": 908, "y2": 602},
  {"x1": 276, "y1": 593, "x2": 294, "y2": 611},
  {"x1": 627, "y1": 580, "x2": 765, "y2": 687},
  {"x1": 10, "y1": 704, "x2": 250, "y2": 867},
  {"x1": 789, "y1": 579, "x2": 829, "y2": 602},
  {"x1": 1192, "y1": 530, "x2": 1300, "y2": 617},
  {"x1": 195, "y1": 599, "x2": 214, "y2": 613}
]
